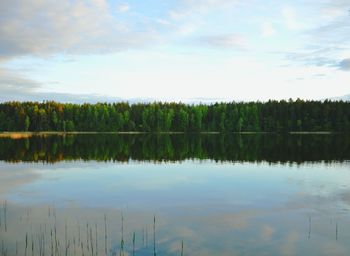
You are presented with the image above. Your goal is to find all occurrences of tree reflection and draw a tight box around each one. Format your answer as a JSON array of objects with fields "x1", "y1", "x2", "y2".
[{"x1": 0, "y1": 134, "x2": 349, "y2": 164}]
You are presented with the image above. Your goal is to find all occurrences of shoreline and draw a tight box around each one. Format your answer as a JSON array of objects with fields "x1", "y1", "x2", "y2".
[{"x1": 0, "y1": 131, "x2": 342, "y2": 138}]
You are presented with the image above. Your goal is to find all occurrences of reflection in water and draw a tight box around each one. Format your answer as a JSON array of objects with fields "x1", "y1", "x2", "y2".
[
  {"x1": 0, "y1": 203, "x2": 166, "y2": 256},
  {"x1": 0, "y1": 199, "x2": 349, "y2": 256},
  {"x1": 0, "y1": 160, "x2": 349, "y2": 255},
  {"x1": 0, "y1": 135, "x2": 350, "y2": 255},
  {"x1": 0, "y1": 133, "x2": 349, "y2": 163}
]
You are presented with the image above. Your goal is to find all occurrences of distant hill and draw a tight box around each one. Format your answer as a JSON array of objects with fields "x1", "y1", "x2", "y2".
[
  {"x1": 341, "y1": 94, "x2": 350, "y2": 101},
  {"x1": 329, "y1": 94, "x2": 350, "y2": 101}
]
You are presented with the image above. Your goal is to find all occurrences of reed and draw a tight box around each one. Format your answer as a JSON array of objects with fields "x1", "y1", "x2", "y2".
[
  {"x1": 308, "y1": 217, "x2": 311, "y2": 240},
  {"x1": 73, "y1": 238, "x2": 76, "y2": 256},
  {"x1": 86, "y1": 222, "x2": 89, "y2": 252},
  {"x1": 25, "y1": 232, "x2": 28, "y2": 256},
  {"x1": 50, "y1": 227, "x2": 53, "y2": 256},
  {"x1": 65, "y1": 220, "x2": 68, "y2": 256},
  {"x1": 104, "y1": 214, "x2": 107, "y2": 256},
  {"x1": 336, "y1": 222, "x2": 338, "y2": 241},
  {"x1": 3, "y1": 201, "x2": 7, "y2": 232},
  {"x1": 0, "y1": 206, "x2": 183, "y2": 256},
  {"x1": 95, "y1": 223, "x2": 98, "y2": 256},
  {"x1": 120, "y1": 212, "x2": 124, "y2": 256},
  {"x1": 153, "y1": 215, "x2": 156, "y2": 256},
  {"x1": 132, "y1": 232, "x2": 135, "y2": 256},
  {"x1": 78, "y1": 221, "x2": 81, "y2": 246},
  {"x1": 90, "y1": 226, "x2": 94, "y2": 256},
  {"x1": 181, "y1": 240, "x2": 184, "y2": 256}
]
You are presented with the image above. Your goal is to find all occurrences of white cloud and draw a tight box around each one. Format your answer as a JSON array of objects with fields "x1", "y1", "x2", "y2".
[
  {"x1": 44, "y1": 51, "x2": 349, "y2": 102},
  {"x1": 117, "y1": 3, "x2": 130, "y2": 13},
  {"x1": 178, "y1": 23, "x2": 198, "y2": 36},
  {"x1": 91, "y1": 0, "x2": 108, "y2": 9},
  {"x1": 182, "y1": 0, "x2": 242, "y2": 13},
  {"x1": 321, "y1": 0, "x2": 350, "y2": 20},
  {"x1": 198, "y1": 34, "x2": 248, "y2": 49},
  {"x1": 282, "y1": 6, "x2": 300, "y2": 30},
  {"x1": 169, "y1": 0, "x2": 243, "y2": 21},
  {"x1": 156, "y1": 18, "x2": 171, "y2": 26},
  {"x1": 261, "y1": 22, "x2": 276, "y2": 37},
  {"x1": 0, "y1": 65, "x2": 127, "y2": 103},
  {"x1": 169, "y1": 10, "x2": 187, "y2": 20},
  {"x1": 0, "y1": 0, "x2": 156, "y2": 59},
  {"x1": 0, "y1": 0, "x2": 349, "y2": 102},
  {"x1": 167, "y1": 0, "x2": 245, "y2": 38},
  {"x1": 0, "y1": 67, "x2": 40, "y2": 96}
]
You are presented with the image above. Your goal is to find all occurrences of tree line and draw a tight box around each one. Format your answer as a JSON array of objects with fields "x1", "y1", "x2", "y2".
[
  {"x1": 0, "y1": 100, "x2": 349, "y2": 132},
  {"x1": 0, "y1": 134, "x2": 349, "y2": 163}
]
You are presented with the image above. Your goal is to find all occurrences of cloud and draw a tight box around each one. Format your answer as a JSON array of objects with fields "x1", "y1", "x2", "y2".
[
  {"x1": 333, "y1": 94, "x2": 350, "y2": 101},
  {"x1": 0, "y1": 0, "x2": 163, "y2": 103},
  {"x1": 310, "y1": 20, "x2": 350, "y2": 47},
  {"x1": 0, "y1": 0, "x2": 248, "y2": 60},
  {"x1": 282, "y1": 44, "x2": 350, "y2": 75},
  {"x1": 197, "y1": 34, "x2": 248, "y2": 49},
  {"x1": 338, "y1": 58, "x2": 350, "y2": 71},
  {"x1": 117, "y1": 3, "x2": 130, "y2": 13},
  {"x1": 282, "y1": 44, "x2": 348, "y2": 70},
  {"x1": 168, "y1": 0, "x2": 242, "y2": 20},
  {"x1": 0, "y1": 0, "x2": 157, "y2": 59},
  {"x1": 321, "y1": 0, "x2": 350, "y2": 20},
  {"x1": 0, "y1": 68, "x2": 41, "y2": 99},
  {"x1": 0, "y1": 89, "x2": 141, "y2": 104},
  {"x1": 0, "y1": 66, "x2": 121, "y2": 103},
  {"x1": 156, "y1": 18, "x2": 171, "y2": 26},
  {"x1": 261, "y1": 21, "x2": 276, "y2": 37},
  {"x1": 0, "y1": 0, "x2": 348, "y2": 103},
  {"x1": 286, "y1": 52, "x2": 336, "y2": 67},
  {"x1": 304, "y1": 1, "x2": 350, "y2": 48},
  {"x1": 167, "y1": 0, "x2": 246, "y2": 38},
  {"x1": 282, "y1": 6, "x2": 300, "y2": 30},
  {"x1": 279, "y1": 1, "x2": 350, "y2": 71},
  {"x1": 181, "y1": 0, "x2": 242, "y2": 13},
  {"x1": 0, "y1": 66, "x2": 167, "y2": 103}
]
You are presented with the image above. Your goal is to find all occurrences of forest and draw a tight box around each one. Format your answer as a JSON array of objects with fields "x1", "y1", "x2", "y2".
[{"x1": 0, "y1": 100, "x2": 349, "y2": 132}]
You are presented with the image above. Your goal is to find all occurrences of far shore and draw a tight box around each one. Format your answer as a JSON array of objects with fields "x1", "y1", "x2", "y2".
[{"x1": 0, "y1": 131, "x2": 342, "y2": 139}]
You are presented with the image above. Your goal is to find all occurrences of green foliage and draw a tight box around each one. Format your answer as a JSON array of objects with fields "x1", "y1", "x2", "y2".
[
  {"x1": 24, "y1": 115, "x2": 30, "y2": 131},
  {"x1": 0, "y1": 100, "x2": 349, "y2": 132}
]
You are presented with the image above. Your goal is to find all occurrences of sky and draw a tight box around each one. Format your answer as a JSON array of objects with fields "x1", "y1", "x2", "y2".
[{"x1": 0, "y1": 0, "x2": 349, "y2": 103}]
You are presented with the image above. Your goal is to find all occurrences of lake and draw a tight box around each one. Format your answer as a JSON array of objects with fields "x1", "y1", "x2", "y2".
[{"x1": 0, "y1": 134, "x2": 349, "y2": 255}]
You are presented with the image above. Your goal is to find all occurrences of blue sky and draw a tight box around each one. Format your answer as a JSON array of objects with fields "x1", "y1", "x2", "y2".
[{"x1": 0, "y1": 0, "x2": 349, "y2": 102}]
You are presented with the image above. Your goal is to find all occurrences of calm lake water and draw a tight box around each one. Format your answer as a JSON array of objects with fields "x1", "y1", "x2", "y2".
[{"x1": 0, "y1": 134, "x2": 349, "y2": 255}]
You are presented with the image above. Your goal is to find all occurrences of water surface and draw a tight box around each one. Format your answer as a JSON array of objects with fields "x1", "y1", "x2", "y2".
[{"x1": 0, "y1": 134, "x2": 349, "y2": 255}]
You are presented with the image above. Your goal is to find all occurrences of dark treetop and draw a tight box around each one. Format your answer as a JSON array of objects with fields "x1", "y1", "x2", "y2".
[{"x1": 0, "y1": 100, "x2": 349, "y2": 132}]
